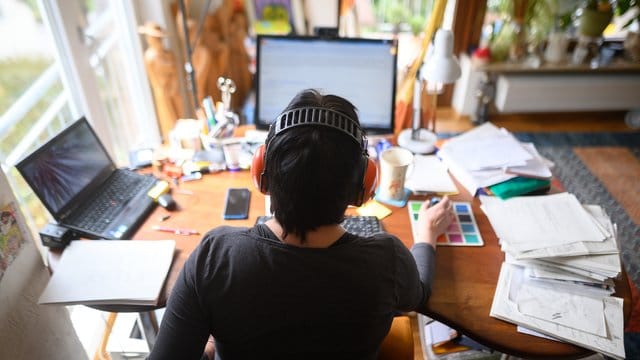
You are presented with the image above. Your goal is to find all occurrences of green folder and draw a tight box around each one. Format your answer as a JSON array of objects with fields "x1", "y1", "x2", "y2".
[{"x1": 489, "y1": 177, "x2": 551, "y2": 200}]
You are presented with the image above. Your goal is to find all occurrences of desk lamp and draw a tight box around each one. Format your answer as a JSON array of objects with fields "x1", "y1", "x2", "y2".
[{"x1": 398, "y1": 29, "x2": 461, "y2": 154}]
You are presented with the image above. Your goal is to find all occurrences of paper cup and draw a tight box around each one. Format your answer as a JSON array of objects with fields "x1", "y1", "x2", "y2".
[{"x1": 378, "y1": 147, "x2": 413, "y2": 201}]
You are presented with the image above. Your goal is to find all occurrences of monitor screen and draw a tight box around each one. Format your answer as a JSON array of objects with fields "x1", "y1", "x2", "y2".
[
  {"x1": 254, "y1": 35, "x2": 397, "y2": 134},
  {"x1": 16, "y1": 118, "x2": 114, "y2": 216}
]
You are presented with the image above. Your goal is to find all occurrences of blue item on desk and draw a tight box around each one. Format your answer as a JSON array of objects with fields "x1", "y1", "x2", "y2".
[
  {"x1": 375, "y1": 139, "x2": 392, "y2": 159},
  {"x1": 374, "y1": 187, "x2": 411, "y2": 207}
]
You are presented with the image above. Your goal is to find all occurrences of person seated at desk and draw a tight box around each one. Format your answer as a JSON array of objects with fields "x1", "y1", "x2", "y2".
[{"x1": 148, "y1": 89, "x2": 454, "y2": 360}]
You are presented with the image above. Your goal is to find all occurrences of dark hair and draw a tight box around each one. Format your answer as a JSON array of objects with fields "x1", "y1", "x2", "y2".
[{"x1": 265, "y1": 89, "x2": 364, "y2": 243}]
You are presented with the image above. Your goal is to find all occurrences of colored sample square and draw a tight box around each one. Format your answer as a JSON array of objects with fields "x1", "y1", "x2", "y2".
[
  {"x1": 460, "y1": 223, "x2": 476, "y2": 233},
  {"x1": 407, "y1": 200, "x2": 483, "y2": 247},
  {"x1": 448, "y1": 234, "x2": 464, "y2": 243},
  {"x1": 464, "y1": 234, "x2": 480, "y2": 244}
]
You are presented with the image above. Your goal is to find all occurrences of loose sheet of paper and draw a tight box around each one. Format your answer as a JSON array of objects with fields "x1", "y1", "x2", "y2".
[
  {"x1": 515, "y1": 282, "x2": 607, "y2": 336},
  {"x1": 404, "y1": 155, "x2": 458, "y2": 195},
  {"x1": 480, "y1": 193, "x2": 607, "y2": 252},
  {"x1": 490, "y1": 263, "x2": 625, "y2": 360},
  {"x1": 439, "y1": 123, "x2": 533, "y2": 171},
  {"x1": 39, "y1": 240, "x2": 175, "y2": 305},
  {"x1": 504, "y1": 142, "x2": 553, "y2": 179}
]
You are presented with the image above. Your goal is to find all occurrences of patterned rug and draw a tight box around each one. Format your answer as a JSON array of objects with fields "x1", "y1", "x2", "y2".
[{"x1": 513, "y1": 131, "x2": 640, "y2": 359}]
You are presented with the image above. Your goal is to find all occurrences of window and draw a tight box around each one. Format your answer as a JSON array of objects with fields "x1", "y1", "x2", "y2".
[
  {"x1": 0, "y1": 1, "x2": 161, "y2": 357},
  {"x1": 1, "y1": 0, "x2": 160, "y2": 244}
]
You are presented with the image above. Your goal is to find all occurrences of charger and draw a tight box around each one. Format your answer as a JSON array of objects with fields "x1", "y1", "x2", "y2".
[{"x1": 39, "y1": 223, "x2": 75, "y2": 248}]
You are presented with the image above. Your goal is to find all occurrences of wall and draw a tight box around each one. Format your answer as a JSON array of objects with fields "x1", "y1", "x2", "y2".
[{"x1": 0, "y1": 170, "x2": 86, "y2": 360}]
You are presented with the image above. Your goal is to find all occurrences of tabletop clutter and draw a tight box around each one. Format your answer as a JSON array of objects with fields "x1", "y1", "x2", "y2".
[
  {"x1": 411, "y1": 123, "x2": 626, "y2": 359},
  {"x1": 128, "y1": 115, "x2": 627, "y2": 358}
]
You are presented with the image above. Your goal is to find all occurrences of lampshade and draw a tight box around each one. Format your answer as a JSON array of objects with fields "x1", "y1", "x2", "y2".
[{"x1": 421, "y1": 29, "x2": 461, "y2": 84}]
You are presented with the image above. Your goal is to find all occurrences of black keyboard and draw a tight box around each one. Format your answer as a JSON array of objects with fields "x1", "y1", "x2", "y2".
[
  {"x1": 67, "y1": 170, "x2": 156, "y2": 233},
  {"x1": 255, "y1": 215, "x2": 383, "y2": 237}
]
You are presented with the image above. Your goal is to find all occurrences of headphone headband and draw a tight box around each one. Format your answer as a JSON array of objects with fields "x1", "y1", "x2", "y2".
[
  {"x1": 252, "y1": 105, "x2": 378, "y2": 206},
  {"x1": 272, "y1": 107, "x2": 367, "y2": 151}
]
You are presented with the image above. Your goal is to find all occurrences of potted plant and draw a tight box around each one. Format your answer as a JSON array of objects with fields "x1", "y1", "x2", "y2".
[{"x1": 578, "y1": 0, "x2": 614, "y2": 37}]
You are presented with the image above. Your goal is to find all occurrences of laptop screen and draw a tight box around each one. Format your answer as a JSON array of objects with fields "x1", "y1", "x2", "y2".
[
  {"x1": 16, "y1": 118, "x2": 115, "y2": 217},
  {"x1": 254, "y1": 35, "x2": 397, "y2": 134}
]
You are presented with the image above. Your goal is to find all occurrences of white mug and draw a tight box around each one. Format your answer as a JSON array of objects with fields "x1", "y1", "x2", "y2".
[{"x1": 378, "y1": 147, "x2": 413, "y2": 201}]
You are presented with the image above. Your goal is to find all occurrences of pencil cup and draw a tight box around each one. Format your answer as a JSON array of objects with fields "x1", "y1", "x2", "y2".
[
  {"x1": 222, "y1": 139, "x2": 242, "y2": 171},
  {"x1": 378, "y1": 147, "x2": 413, "y2": 201}
]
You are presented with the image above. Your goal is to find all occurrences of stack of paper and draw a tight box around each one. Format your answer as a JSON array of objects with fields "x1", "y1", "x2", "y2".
[
  {"x1": 438, "y1": 123, "x2": 552, "y2": 196},
  {"x1": 480, "y1": 193, "x2": 625, "y2": 359},
  {"x1": 404, "y1": 155, "x2": 458, "y2": 195},
  {"x1": 39, "y1": 240, "x2": 176, "y2": 306}
]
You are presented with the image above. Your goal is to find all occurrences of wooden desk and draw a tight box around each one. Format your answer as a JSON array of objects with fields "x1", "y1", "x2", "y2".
[{"x1": 71, "y1": 169, "x2": 631, "y2": 358}]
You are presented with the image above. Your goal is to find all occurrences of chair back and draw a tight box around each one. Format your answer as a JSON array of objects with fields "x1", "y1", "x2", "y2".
[{"x1": 378, "y1": 315, "x2": 414, "y2": 360}]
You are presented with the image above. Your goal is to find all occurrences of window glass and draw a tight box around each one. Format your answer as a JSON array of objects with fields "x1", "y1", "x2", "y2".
[{"x1": 0, "y1": 0, "x2": 73, "y2": 233}]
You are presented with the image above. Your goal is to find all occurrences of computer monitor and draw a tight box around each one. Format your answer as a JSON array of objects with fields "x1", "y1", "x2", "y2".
[{"x1": 254, "y1": 35, "x2": 398, "y2": 134}]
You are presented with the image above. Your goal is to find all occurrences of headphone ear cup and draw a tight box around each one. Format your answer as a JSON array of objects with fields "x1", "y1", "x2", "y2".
[
  {"x1": 351, "y1": 157, "x2": 378, "y2": 206},
  {"x1": 251, "y1": 144, "x2": 268, "y2": 194},
  {"x1": 362, "y1": 158, "x2": 378, "y2": 203}
]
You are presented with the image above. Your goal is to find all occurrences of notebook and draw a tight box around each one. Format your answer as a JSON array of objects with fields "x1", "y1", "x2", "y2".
[{"x1": 16, "y1": 117, "x2": 158, "y2": 240}]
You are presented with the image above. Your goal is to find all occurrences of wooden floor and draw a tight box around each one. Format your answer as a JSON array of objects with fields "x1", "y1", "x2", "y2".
[
  {"x1": 435, "y1": 108, "x2": 636, "y2": 133},
  {"x1": 409, "y1": 109, "x2": 637, "y2": 360}
]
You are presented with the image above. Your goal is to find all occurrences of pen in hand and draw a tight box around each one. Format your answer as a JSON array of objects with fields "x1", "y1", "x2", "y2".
[{"x1": 152, "y1": 225, "x2": 200, "y2": 236}]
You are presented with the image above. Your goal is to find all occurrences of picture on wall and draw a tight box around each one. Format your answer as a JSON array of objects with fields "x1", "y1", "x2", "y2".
[
  {"x1": 252, "y1": 0, "x2": 294, "y2": 35},
  {"x1": 0, "y1": 202, "x2": 27, "y2": 282}
]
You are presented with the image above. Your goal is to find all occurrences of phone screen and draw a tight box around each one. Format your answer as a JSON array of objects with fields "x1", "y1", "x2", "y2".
[{"x1": 223, "y1": 188, "x2": 251, "y2": 219}]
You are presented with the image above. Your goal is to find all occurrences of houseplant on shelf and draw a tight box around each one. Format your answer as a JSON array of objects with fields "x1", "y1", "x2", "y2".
[{"x1": 578, "y1": 0, "x2": 614, "y2": 37}]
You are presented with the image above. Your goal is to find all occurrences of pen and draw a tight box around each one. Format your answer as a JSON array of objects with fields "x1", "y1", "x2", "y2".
[{"x1": 152, "y1": 225, "x2": 200, "y2": 236}]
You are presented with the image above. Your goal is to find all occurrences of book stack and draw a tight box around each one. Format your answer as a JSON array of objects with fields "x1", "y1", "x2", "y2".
[
  {"x1": 480, "y1": 193, "x2": 625, "y2": 359},
  {"x1": 418, "y1": 315, "x2": 497, "y2": 359},
  {"x1": 438, "y1": 123, "x2": 552, "y2": 198}
]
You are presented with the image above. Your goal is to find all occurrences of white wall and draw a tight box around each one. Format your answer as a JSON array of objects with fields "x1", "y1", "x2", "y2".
[{"x1": 0, "y1": 171, "x2": 86, "y2": 360}]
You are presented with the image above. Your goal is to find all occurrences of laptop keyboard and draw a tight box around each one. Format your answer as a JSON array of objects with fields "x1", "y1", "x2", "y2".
[
  {"x1": 255, "y1": 215, "x2": 383, "y2": 237},
  {"x1": 67, "y1": 170, "x2": 156, "y2": 234}
]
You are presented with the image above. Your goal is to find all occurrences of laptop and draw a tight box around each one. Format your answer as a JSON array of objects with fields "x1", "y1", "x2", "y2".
[{"x1": 16, "y1": 117, "x2": 158, "y2": 240}]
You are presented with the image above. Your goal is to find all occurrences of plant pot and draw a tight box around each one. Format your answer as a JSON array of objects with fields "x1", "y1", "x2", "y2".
[
  {"x1": 624, "y1": 31, "x2": 640, "y2": 62},
  {"x1": 578, "y1": 9, "x2": 612, "y2": 37},
  {"x1": 544, "y1": 31, "x2": 570, "y2": 64}
]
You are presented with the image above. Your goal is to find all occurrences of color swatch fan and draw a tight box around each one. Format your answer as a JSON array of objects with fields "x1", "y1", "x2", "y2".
[{"x1": 408, "y1": 201, "x2": 484, "y2": 246}]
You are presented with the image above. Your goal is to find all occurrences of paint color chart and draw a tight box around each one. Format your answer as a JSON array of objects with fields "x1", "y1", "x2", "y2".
[{"x1": 408, "y1": 201, "x2": 484, "y2": 246}]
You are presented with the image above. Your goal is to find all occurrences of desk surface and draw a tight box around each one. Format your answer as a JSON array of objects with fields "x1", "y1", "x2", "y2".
[{"x1": 78, "y1": 169, "x2": 631, "y2": 359}]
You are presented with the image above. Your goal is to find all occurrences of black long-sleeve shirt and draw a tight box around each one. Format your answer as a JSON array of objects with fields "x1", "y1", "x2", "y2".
[{"x1": 149, "y1": 224, "x2": 435, "y2": 360}]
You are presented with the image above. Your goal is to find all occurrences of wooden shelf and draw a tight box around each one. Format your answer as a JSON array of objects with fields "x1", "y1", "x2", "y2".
[{"x1": 479, "y1": 59, "x2": 640, "y2": 74}]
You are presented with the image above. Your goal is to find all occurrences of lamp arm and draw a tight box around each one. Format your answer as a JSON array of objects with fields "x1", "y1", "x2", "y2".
[
  {"x1": 412, "y1": 77, "x2": 422, "y2": 135},
  {"x1": 178, "y1": 0, "x2": 198, "y2": 111}
]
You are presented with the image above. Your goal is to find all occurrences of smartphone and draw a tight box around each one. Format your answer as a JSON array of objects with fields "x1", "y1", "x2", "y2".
[{"x1": 223, "y1": 188, "x2": 251, "y2": 220}]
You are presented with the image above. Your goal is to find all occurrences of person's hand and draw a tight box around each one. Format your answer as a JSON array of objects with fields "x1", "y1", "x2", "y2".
[
  {"x1": 415, "y1": 196, "x2": 454, "y2": 249},
  {"x1": 203, "y1": 335, "x2": 215, "y2": 360}
]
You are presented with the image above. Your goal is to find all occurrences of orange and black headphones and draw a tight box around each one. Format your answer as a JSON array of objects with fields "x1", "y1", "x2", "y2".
[{"x1": 251, "y1": 107, "x2": 378, "y2": 207}]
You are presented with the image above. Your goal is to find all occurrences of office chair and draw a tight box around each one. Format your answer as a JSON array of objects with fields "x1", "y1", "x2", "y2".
[{"x1": 378, "y1": 315, "x2": 415, "y2": 360}]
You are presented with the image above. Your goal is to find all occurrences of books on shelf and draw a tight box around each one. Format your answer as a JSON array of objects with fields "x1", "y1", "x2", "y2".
[{"x1": 39, "y1": 240, "x2": 175, "y2": 306}]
